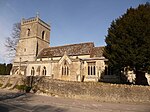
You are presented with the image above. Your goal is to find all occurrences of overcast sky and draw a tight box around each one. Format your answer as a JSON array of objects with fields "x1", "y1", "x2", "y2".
[{"x1": 0, "y1": 0, "x2": 148, "y2": 63}]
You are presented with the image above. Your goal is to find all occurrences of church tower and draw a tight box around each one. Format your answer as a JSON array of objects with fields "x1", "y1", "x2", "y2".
[{"x1": 13, "y1": 15, "x2": 50, "y2": 64}]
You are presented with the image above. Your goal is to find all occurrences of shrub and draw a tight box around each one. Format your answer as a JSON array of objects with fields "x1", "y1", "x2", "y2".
[
  {"x1": 24, "y1": 86, "x2": 32, "y2": 93},
  {"x1": 16, "y1": 85, "x2": 32, "y2": 93},
  {"x1": 0, "y1": 83, "x2": 2, "y2": 87}
]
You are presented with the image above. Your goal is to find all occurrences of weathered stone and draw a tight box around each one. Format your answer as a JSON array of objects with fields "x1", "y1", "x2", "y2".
[{"x1": 35, "y1": 78, "x2": 150, "y2": 103}]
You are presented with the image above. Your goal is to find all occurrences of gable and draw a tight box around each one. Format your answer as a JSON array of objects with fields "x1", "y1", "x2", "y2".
[{"x1": 58, "y1": 53, "x2": 72, "y2": 65}]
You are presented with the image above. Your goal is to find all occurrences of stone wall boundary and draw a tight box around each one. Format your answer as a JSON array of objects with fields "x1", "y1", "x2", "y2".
[
  {"x1": 35, "y1": 77, "x2": 150, "y2": 103},
  {"x1": 0, "y1": 76, "x2": 150, "y2": 103}
]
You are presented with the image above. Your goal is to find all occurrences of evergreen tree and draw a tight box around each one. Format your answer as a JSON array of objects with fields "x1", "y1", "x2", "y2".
[
  {"x1": 104, "y1": 3, "x2": 150, "y2": 84},
  {"x1": 0, "y1": 63, "x2": 12, "y2": 75},
  {"x1": 0, "y1": 63, "x2": 6, "y2": 74},
  {"x1": 5, "y1": 63, "x2": 12, "y2": 75}
]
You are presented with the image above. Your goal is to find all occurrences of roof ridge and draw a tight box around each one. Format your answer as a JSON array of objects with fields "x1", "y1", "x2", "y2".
[
  {"x1": 50, "y1": 42, "x2": 94, "y2": 48},
  {"x1": 94, "y1": 46, "x2": 105, "y2": 48},
  {"x1": 41, "y1": 43, "x2": 104, "y2": 51}
]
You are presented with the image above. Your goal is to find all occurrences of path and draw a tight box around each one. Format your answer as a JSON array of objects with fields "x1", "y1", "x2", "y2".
[{"x1": 0, "y1": 92, "x2": 150, "y2": 112}]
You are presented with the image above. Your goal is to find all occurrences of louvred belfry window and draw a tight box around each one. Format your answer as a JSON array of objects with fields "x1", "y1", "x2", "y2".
[{"x1": 27, "y1": 28, "x2": 30, "y2": 36}]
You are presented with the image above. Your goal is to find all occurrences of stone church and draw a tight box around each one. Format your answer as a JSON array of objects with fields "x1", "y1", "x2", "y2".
[{"x1": 11, "y1": 16, "x2": 119, "y2": 82}]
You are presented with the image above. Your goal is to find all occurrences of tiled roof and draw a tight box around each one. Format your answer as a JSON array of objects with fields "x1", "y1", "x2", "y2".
[
  {"x1": 37, "y1": 42, "x2": 95, "y2": 58},
  {"x1": 90, "y1": 46, "x2": 104, "y2": 58}
]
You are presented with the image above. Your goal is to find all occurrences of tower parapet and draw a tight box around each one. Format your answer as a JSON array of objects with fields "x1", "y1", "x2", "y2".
[{"x1": 21, "y1": 17, "x2": 50, "y2": 30}]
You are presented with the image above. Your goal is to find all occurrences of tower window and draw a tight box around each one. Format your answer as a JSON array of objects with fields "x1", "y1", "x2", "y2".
[
  {"x1": 27, "y1": 29, "x2": 30, "y2": 36},
  {"x1": 36, "y1": 42, "x2": 38, "y2": 56},
  {"x1": 42, "y1": 31, "x2": 45, "y2": 40}
]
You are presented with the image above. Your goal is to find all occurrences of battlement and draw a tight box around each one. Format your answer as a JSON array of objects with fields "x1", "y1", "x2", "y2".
[{"x1": 21, "y1": 16, "x2": 50, "y2": 29}]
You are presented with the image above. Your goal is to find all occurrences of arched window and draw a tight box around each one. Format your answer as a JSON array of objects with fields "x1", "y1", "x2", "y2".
[
  {"x1": 62, "y1": 60, "x2": 69, "y2": 75},
  {"x1": 88, "y1": 62, "x2": 96, "y2": 75},
  {"x1": 42, "y1": 66, "x2": 46, "y2": 75},
  {"x1": 88, "y1": 66, "x2": 90, "y2": 75},
  {"x1": 31, "y1": 67, "x2": 35, "y2": 76},
  {"x1": 66, "y1": 66, "x2": 69, "y2": 75},
  {"x1": 93, "y1": 66, "x2": 96, "y2": 75},
  {"x1": 62, "y1": 66, "x2": 64, "y2": 75},
  {"x1": 42, "y1": 31, "x2": 45, "y2": 40},
  {"x1": 27, "y1": 28, "x2": 30, "y2": 36}
]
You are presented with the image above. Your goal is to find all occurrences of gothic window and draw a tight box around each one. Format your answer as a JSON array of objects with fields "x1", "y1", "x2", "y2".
[
  {"x1": 42, "y1": 66, "x2": 47, "y2": 76},
  {"x1": 27, "y1": 28, "x2": 30, "y2": 36},
  {"x1": 42, "y1": 31, "x2": 45, "y2": 40},
  {"x1": 88, "y1": 62, "x2": 96, "y2": 75},
  {"x1": 62, "y1": 60, "x2": 69, "y2": 75},
  {"x1": 62, "y1": 66, "x2": 64, "y2": 75},
  {"x1": 31, "y1": 67, "x2": 35, "y2": 76}
]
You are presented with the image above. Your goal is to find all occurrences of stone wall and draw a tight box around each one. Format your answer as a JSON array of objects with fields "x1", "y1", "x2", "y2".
[
  {"x1": 0, "y1": 76, "x2": 150, "y2": 103},
  {"x1": 36, "y1": 77, "x2": 150, "y2": 103},
  {"x1": 0, "y1": 76, "x2": 24, "y2": 86}
]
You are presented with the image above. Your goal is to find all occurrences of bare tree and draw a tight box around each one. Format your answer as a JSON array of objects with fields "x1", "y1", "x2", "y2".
[{"x1": 5, "y1": 23, "x2": 21, "y2": 59}]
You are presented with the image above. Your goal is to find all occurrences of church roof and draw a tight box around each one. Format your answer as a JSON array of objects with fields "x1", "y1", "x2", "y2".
[
  {"x1": 37, "y1": 42, "x2": 104, "y2": 58},
  {"x1": 90, "y1": 46, "x2": 104, "y2": 58}
]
